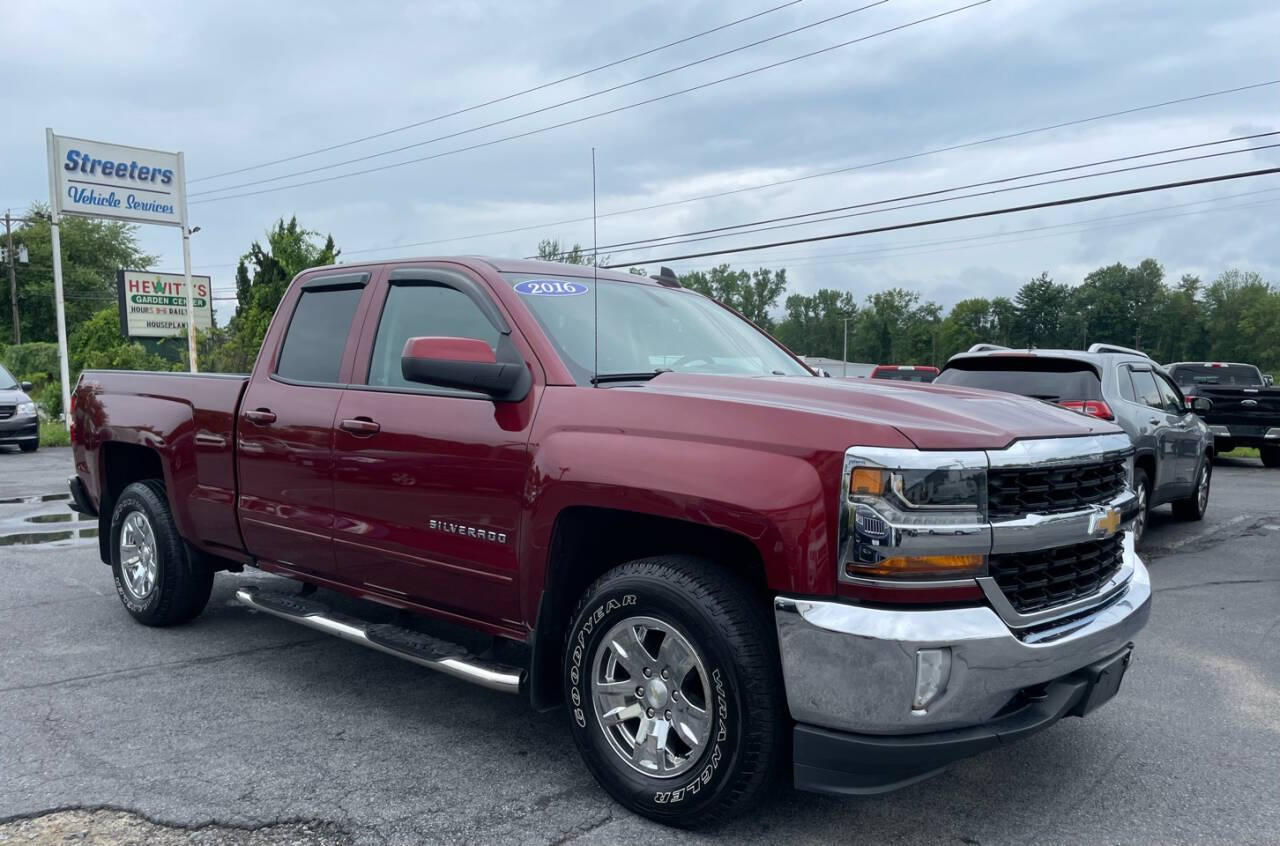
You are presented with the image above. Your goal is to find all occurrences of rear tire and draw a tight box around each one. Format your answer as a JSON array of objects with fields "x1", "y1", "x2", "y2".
[
  {"x1": 1262, "y1": 446, "x2": 1280, "y2": 468},
  {"x1": 109, "y1": 480, "x2": 213, "y2": 626},
  {"x1": 563, "y1": 556, "x2": 783, "y2": 827},
  {"x1": 1131, "y1": 469, "x2": 1150, "y2": 546},
  {"x1": 1171, "y1": 457, "x2": 1210, "y2": 521},
  {"x1": 19, "y1": 441, "x2": 37, "y2": 453}
]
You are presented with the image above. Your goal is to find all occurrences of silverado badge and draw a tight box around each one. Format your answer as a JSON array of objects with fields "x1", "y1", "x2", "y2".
[{"x1": 1089, "y1": 506, "x2": 1122, "y2": 538}]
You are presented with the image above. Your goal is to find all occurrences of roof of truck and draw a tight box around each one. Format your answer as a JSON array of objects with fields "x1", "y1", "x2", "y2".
[{"x1": 302, "y1": 256, "x2": 658, "y2": 286}]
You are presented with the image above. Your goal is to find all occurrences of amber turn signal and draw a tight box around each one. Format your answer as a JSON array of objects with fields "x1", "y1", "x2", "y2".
[
  {"x1": 847, "y1": 554, "x2": 986, "y2": 578},
  {"x1": 849, "y1": 467, "x2": 885, "y2": 496}
]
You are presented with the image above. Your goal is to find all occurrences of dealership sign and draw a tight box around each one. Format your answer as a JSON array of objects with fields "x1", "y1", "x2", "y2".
[
  {"x1": 50, "y1": 134, "x2": 186, "y2": 227},
  {"x1": 117, "y1": 270, "x2": 212, "y2": 338}
]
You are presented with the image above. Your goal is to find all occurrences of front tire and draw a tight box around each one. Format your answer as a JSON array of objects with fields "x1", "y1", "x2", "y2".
[
  {"x1": 563, "y1": 556, "x2": 783, "y2": 827},
  {"x1": 19, "y1": 440, "x2": 37, "y2": 453},
  {"x1": 109, "y1": 480, "x2": 213, "y2": 626},
  {"x1": 1172, "y1": 457, "x2": 1210, "y2": 521}
]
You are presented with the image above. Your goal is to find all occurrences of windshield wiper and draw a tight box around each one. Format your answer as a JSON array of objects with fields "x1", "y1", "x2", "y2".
[{"x1": 591, "y1": 369, "x2": 671, "y2": 385}]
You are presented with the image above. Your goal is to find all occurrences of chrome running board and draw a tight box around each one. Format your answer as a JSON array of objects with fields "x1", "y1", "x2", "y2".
[{"x1": 234, "y1": 586, "x2": 524, "y2": 693}]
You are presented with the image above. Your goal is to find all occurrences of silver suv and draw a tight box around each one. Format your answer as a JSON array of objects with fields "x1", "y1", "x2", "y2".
[{"x1": 935, "y1": 343, "x2": 1214, "y2": 543}]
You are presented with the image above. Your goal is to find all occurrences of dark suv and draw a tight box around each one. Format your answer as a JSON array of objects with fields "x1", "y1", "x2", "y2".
[{"x1": 935, "y1": 343, "x2": 1214, "y2": 543}]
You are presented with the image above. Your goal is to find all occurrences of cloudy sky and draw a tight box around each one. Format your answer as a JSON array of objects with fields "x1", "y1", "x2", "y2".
[{"x1": 4, "y1": 0, "x2": 1278, "y2": 323}]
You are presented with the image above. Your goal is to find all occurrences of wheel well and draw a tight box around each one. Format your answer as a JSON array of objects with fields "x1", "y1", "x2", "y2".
[
  {"x1": 1134, "y1": 452, "x2": 1156, "y2": 489},
  {"x1": 96, "y1": 442, "x2": 165, "y2": 563},
  {"x1": 527, "y1": 506, "x2": 770, "y2": 711}
]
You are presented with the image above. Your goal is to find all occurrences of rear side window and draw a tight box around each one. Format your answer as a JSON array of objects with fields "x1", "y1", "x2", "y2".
[
  {"x1": 367, "y1": 283, "x2": 500, "y2": 390},
  {"x1": 1129, "y1": 370, "x2": 1164, "y2": 410},
  {"x1": 934, "y1": 357, "x2": 1101, "y2": 400},
  {"x1": 1117, "y1": 367, "x2": 1137, "y2": 402},
  {"x1": 275, "y1": 284, "x2": 365, "y2": 384}
]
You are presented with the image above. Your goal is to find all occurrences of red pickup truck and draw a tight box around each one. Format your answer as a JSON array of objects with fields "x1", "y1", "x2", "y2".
[{"x1": 69, "y1": 257, "x2": 1150, "y2": 826}]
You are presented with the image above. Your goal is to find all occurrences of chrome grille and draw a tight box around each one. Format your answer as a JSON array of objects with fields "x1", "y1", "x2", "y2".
[
  {"x1": 989, "y1": 535, "x2": 1124, "y2": 613},
  {"x1": 0, "y1": 405, "x2": 14, "y2": 420},
  {"x1": 988, "y1": 458, "x2": 1127, "y2": 522}
]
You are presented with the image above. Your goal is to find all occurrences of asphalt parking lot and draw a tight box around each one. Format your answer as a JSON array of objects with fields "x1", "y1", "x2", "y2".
[{"x1": 1, "y1": 447, "x2": 1277, "y2": 845}]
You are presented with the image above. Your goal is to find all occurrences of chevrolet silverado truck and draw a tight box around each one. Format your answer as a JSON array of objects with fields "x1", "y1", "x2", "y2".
[
  {"x1": 1167, "y1": 361, "x2": 1280, "y2": 466},
  {"x1": 69, "y1": 257, "x2": 1151, "y2": 826}
]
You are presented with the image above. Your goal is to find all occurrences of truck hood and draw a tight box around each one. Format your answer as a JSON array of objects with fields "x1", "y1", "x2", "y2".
[{"x1": 639, "y1": 373, "x2": 1120, "y2": 450}]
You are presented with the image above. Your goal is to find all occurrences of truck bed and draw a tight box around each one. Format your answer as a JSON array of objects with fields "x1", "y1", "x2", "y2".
[{"x1": 74, "y1": 370, "x2": 250, "y2": 560}]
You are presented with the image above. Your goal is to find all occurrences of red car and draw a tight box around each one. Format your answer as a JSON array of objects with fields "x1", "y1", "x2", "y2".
[
  {"x1": 870, "y1": 364, "x2": 939, "y2": 382},
  {"x1": 68, "y1": 257, "x2": 1149, "y2": 826}
]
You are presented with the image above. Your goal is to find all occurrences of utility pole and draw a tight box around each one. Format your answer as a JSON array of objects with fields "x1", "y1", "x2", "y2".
[
  {"x1": 841, "y1": 314, "x2": 854, "y2": 377},
  {"x1": 4, "y1": 210, "x2": 18, "y2": 344}
]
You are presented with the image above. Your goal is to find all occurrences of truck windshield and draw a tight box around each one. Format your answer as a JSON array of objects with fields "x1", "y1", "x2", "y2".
[
  {"x1": 1168, "y1": 363, "x2": 1262, "y2": 387},
  {"x1": 935, "y1": 357, "x2": 1102, "y2": 401},
  {"x1": 504, "y1": 274, "x2": 811, "y2": 384},
  {"x1": 0, "y1": 365, "x2": 17, "y2": 391}
]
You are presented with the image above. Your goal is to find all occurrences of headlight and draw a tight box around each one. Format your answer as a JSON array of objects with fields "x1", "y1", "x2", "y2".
[
  {"x1": 17, "y1": 401, "x2": 36, "y2": 416},
  {"x1": 840, "y1": 448, "x2": 990, "y2": 582}
]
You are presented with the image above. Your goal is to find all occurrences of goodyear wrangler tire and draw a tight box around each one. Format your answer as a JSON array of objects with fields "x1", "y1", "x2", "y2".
[
  {"x1": 109, "y1": 480, "x2": 213, "y2": 627},
  {"x1": 563, "y1": 556, "x2": 783, "y2": 827}
]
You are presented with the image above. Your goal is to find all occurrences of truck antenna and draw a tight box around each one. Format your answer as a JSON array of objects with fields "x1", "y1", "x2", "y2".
[{"x1": 591, "y1": 146, "x2": 599, "y2": 388}]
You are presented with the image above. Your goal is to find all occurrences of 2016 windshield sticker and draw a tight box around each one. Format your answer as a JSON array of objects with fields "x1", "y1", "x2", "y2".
[{"x1": 514, "y1": 279, "x2": 589, "y2": 296}]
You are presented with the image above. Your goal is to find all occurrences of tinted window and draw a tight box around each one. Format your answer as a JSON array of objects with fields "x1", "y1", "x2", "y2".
[
  {"x1": 872, "y1": 370, "x2": 936, "y2": 382},
  {"x1": 1154, "y1": 373, "x2": 1184, "y2": 414},
  {"x1": 0, "y1": 364, "x2": 16, "y2": 390},
  {"x1": 1168, "y1": 363, "x2": 1263, "y2": 387},
  {"x1": 1117, "y1": 367, "x2": 1137, "y2": 402},
  {"x1": 368, "y1": 283, "x2": 500, "y2": 389},
  {"x1": 1129, "y1": 370, "x2": 1164, "y2": 410},
  {"x1": 275, "y1": 286, "x2": 364, "y2": 383},
  {"x1": 506, "y1": 274, "x2": 808, "y2": 383},
  {"x1": 934, "y1": 357, "x2": 1101, "y2": 400}
]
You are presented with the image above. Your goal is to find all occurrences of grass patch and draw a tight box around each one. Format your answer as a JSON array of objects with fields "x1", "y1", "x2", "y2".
[
  {"x1": 1219, "y1": 446, "x2": 1259, "y2": 459},
  {"x1": 39, "y1": 420, "x2": 70, "y2": 448}
]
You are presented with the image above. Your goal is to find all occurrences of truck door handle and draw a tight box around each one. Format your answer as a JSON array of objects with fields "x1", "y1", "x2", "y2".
[
  {"x1": 1148, "y1": 417, "x2": 1162, "y2": 426},
  {"x1": 245, "y1": 408, "x2": 277, "y2": 426},
  {"x1": 340, "y1": 417, "x2": 381, "y2": 436}
]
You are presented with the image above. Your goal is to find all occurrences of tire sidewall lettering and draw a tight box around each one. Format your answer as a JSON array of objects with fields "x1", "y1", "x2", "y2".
[{"x1": 568, "y1": 593, "x2": 636, "y2": 729}]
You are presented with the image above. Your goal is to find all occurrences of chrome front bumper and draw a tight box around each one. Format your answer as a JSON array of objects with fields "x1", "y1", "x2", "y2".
[{"x1": 774, "y1": 540, "x2": 1151, "y2": 735}]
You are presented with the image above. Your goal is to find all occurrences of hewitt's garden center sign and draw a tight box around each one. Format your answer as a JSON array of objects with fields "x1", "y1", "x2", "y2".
[{"x1": 116, "y1": 270, "x2": 212, "y2": 339}]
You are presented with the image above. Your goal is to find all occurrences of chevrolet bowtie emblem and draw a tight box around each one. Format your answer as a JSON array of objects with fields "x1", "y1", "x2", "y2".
[{"x1": 1090, "y1": 506, "x2": 1122, "y2": 538}]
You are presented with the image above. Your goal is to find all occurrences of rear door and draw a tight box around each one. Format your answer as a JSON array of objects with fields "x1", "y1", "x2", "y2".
[
  {"x1": 236, "y1": 270, "x2": 374, "y2": 577},
  {"x1": 1154, "y1": 370, "x2": 1202, "y2": 485},
  {"x1": 330, "y1": 264, "x2": 539, "y2": 629},
  {"x1": 1127, "y1": 367, "x2": 1187, "y2": 497}
]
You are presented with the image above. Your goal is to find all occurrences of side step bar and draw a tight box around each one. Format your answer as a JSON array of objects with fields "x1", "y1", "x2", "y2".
[{"x1": 234, "y1": 586, "x2": 524, "y2": 694}]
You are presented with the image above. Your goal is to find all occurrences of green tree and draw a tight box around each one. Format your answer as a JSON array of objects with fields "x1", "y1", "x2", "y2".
[
  {"x1": 679, "y1": 265, "x2": 787, "y2": 329},
  {"x1": 1013, "y1": 272, "x2": 1074, "y2": 348},
  {"x1": 773, "y1": 288, "x2": 856, "y2": 358},
  {"x1": 0, "y1": 204, "x2": 155, "y2": 344},
  {"x1": 200, "y1": 217, "x2": 339, "y2": 373},
  {"x1": 937, "y1": 297, "x2": 994, "y2": 360}
]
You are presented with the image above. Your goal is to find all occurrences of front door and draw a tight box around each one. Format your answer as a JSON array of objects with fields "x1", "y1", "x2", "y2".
[
  {"x1": 236, "y1": 271, "x2": 373, "y2": 577},
  {"x1": 1128, "y1": 367, "x2": 1186, "y2": 497},
  {"x1": 1154, "y1": 370, "x2": 1202, "y2": 488},
  {"x1": 330, "y1": 266, "x2": 539, "y2": 628}
]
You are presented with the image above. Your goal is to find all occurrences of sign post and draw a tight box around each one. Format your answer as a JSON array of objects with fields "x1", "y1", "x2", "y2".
[{"x1": 46, "y1": 130, "x2": 196, "y2": 427}]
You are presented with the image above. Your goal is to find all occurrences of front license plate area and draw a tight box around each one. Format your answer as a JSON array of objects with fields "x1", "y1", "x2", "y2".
[{"x1": 1075, "y1": 646, "x2": 1132, "y2": 716}]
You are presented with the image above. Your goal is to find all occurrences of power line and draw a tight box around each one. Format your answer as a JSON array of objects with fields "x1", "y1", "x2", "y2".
[
  {"x1": 583, "y1": 140, "x2": 1280, "y2": 256},
  {"x1": 190, "y1": 1, "x2": 885, "y2": 197},
  {"x1": 542, "y1": 132, "x2": 1279, "y2": 256},
  {"x1": 600, "y1": 166, "x2": 1280, "y2": 267},
  {"x1": 189, "y1": 1, "x2": 990, "y2": 206},
  {"x1": 190, "y1": 0, "x2": 806, "y2": 184},
  {"x1": 263, "y1": 77, "x2": 1280, "y2": 261}
]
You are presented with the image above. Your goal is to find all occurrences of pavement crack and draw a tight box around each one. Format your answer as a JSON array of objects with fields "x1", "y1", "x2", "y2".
[
  {"x1": 546, "y1": 811, "x2": 615, "y2": 846},
  {"x1": 0, "y1": 636, "x2": 326, "y2": 694},
  {"x1": 1153, "y1": 577, "x2": 1280, "y2": 594}
]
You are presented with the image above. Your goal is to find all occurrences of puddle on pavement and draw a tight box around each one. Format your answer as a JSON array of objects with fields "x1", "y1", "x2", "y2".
[
  {"x1": 0, "y1": 527, "x2": 97, "y2": 546},
  {"x1": 0, "y1": 492, "x2": 72, "y2": 505},
  {"x1": 26, "y1": 512, "x2": 73, "y2": 524}
]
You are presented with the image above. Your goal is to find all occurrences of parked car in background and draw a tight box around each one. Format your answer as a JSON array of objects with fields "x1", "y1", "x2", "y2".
[
  {"x1": 0, "y1": 363, "x2": 39, "y2": 453},
  {"x1": 1166, "y1": 361, "x2": 1280, "y2": 467},
  {"x1": 936, "y1": 343, "x2": 1213, "y2": 543},
  {"x1": 68, "y1": 258, "x2": 1151, "y2": 826},
  {"x1": 869, "y1": 364, "x2": 939, "y2": 382}
]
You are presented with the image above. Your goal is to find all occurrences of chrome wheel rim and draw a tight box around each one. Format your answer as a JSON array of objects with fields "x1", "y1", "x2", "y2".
[
  {"x1": 1197, "y1": 464, "x2": 1210, "y2": 512},
  {"x1": 1134, "y1": 482, "x2": 1148, "y2": 541},
  {"x1": 118, "y1": 511, "x2": 158, "y2": 602},
  {"x1": 591, "y1": 615, "x2": 712, "y2": 779}
]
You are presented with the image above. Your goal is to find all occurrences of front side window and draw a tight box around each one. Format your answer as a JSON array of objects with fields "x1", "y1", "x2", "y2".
[
  {"x1": 504, "y1": 274, "x2": 809, "y2": 384},
  {"x1": 367, "y1": 283, "x2": 500, "y2": 390},
  {"x1": 1155, "y1": 374, "x2": 1185, "y2": 414},
  {"x1": 275, "y1": 284, "x2": 365, "y2": 383}
]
